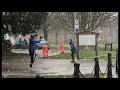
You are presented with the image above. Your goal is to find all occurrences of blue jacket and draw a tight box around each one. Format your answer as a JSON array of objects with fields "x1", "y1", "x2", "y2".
[
  {"x1": 29, "y1": 38, "x2": 41, "y2": 53},
  {"x1": 16, "y1": 38, "x2": 23, "y2": 45},
  {"x1": 19, "y1": 38, "x2": 23, "y2": 45},
  {"x1": 70, "y1": 42, "x2": 77, "y2": 53}
]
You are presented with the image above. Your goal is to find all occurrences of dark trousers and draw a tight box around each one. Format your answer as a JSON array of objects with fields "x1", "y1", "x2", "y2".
[
  {"x1": 71, "y1": 51, "x2": 75, "y2": 60},
  {"x1": 29, "y1": 52, "x2": 36, "y2": 64}
]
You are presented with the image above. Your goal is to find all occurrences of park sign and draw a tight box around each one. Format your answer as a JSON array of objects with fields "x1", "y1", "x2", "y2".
[
  {"x1": 79, "y1": 35, "x2": 95, "y2": 45},
  {"x1": 74, "y1": 19, "x2": 80, "y2": 33},
  {"x1": 76, "y1": 31, "x2": 99, "y2": 58}
]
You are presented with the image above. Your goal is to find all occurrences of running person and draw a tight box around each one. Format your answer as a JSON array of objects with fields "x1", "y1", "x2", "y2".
[{"x1": 29, "y1": 34, "x2": 41, "y2": 68}]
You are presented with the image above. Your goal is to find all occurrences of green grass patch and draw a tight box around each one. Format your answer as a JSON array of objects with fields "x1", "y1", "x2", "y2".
[
  {"x1": 50, "y1": 44, "x2": 69, "y2": 50},
  {"x1": 2, "y1": 74, "x2": 107, "y2": 78},
  {"x1": 48, "y1": 51, "x2": 116, "y2": 59},
  {"x1": 2, "y1": 75, "x2": 35, "y2": 78},
  {"x1": 50, "y1": 44, "x2": 118, "y2": 51}
]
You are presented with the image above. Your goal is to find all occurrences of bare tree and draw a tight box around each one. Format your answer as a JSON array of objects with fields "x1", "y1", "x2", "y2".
[
  {"x1": 57, "y1": 12, "x2": 74, "y2": 31},
  {"x1": 41, "y1": 12, "x2": 57, "y2": 41},
  {"x1": 57, "y1": 12, "x2": 114, "y2": 59},
  {"x1": 41, "y1": 12, "x2": 63, "y2": 44},
  {"x1": 41, "y1": 12, "x2": 115, "y2": 44},
  {"x1": 57, "y1": 12, "x2": 115, "y2": 32}
]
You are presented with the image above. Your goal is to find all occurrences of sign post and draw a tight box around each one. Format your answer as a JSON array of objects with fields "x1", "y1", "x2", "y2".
[
  {"x1": 74, "y1": 19, "x2": 80, "y2": 59},
  {"x1": 74, "y1": 19, "x2": 80, "y2": 33}
]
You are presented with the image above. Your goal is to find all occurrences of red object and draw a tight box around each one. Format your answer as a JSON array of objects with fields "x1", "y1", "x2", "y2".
[
  {"x1": 43, "y1": 45, "x2": 48, "y2": 57},
  {"x1": 61, "y1": 43, "x2": 64, "y2": 54}
]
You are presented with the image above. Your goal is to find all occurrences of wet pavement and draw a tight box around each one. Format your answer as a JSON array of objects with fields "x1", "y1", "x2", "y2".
[{"x1": 2, "y1": 49, "x2": 118, "y2": 78}]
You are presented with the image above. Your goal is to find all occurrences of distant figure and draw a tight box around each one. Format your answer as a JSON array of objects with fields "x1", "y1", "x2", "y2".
[
  {"x1": 19, "y1": 37, "x2": 23, "y2": 49},
  {"x1": 29, "y1": 34, "x2": 41, "y2": 68},
  {"x1": 16, "y1": 39, "x2": 19, "y2": 49},
  {"x1": 16, "y1": 37, "x2": 23, "y2": 49},
  {"x1": 23, "y1": 38, "x2": 28, "y2": 49},
  {"x1": 69, "y1": 39, "x2": 77, "y2": 62}
]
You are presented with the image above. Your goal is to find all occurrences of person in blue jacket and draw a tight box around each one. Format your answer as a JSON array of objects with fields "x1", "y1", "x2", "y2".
[
  {"x1": 29, "y1": 34, "x2": 41, "y2": 68},
  {"x1": 69, "y1": 39, "x2": 77, "y2": 62},
  {"x1": 19, "y1": 37, "x2": 23, "y2": 49}
]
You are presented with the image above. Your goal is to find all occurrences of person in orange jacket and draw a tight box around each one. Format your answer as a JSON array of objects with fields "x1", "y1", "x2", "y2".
[{"x1": 61, "y1": 43, "x2": 64, "y2": 54}]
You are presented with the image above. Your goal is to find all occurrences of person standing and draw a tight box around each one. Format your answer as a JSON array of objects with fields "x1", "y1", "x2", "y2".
[
  {"x1": 23, "y1": 38, "x2": 28, "y2": 49},
  {"x1": 69, "y1": 39, "x2": 77, "y2": 62},
  {"x1": 19, "y1": 37, "x2": 23, "y2": 49},
  {"x1": 29, "y1": 34, "x2": 41, "y2": 68}
]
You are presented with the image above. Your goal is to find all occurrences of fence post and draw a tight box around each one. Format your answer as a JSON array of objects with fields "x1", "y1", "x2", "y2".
[
  {"x1": 94, "y1": 57, "x2": 99, "y2": 78},
  {"x1": 36, "y1": 73, "x2": 44, "y2": 78},
  {"x1": 105, "y1": 44, "x2": 106, "y2": 51},
  {"x1": 116, "y1": 51, "x2": 118, "y2": 75},
  {"x1": 74, "y1": 62, "x2": 80, "y2": 78},
  {"x1": 107, "y1": 53, "x2": 112, "y2": 78},
  {"x1": 111, "y1": 43, "x2": 112, "y2": 52}
]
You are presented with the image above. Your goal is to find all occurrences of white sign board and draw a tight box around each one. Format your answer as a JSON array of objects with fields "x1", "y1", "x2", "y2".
[
  {"x1": 74, "y1": 25, "x2": 79, "y2": 29},
  {"x1": 79, "y1": 35, "x2": 95, "y2": 45},
  {"x1": 74, "y1": 19, "x2": 79, "y2": 29},
  {"x1": 75, "y1": 20, "x2": 79, "y2": 24}
]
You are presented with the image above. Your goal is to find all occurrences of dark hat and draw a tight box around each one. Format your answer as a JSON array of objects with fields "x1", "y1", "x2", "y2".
[
  {"x1": 30, "y1": 35, "x2": 34, "y2": 38},
  {"x1": 30, "y1": 33, "x2": 37, "y2": 38}
]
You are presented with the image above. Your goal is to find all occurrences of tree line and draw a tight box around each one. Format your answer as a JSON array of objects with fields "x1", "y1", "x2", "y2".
[{"x1": 2, "y1": 12, "x2": 117, "y2": 55}]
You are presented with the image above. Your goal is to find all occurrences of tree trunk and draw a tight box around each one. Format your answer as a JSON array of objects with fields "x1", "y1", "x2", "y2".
[
  {"x1": 43, "y1": 26, "x2": 48, "y2": 41},
  {"x1": 55, "y1": 30, "x2": 58, "y2": 45},
  {"x1": 64, "y1": 29, "x2": 67, "y2": 44},
  {"x1": 44, "y1": 31, "x2": 48, "y2": 41},
  {"x1": 2, "y1": 28, "x2": 12, "y2": 60},
  {"x1": 2, "y1": 39, "x2": 12, "y2": 60}
]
